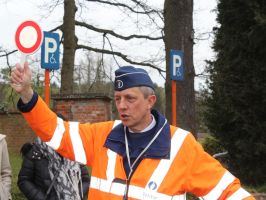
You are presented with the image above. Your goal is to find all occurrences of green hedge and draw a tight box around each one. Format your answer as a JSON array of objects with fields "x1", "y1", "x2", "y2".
[
  {"x1": 9, "y1": 152, "x2": 26, "y2": 200},
  {"x1": 201, "y1": 135, "x2": 226, "y2": 156}
]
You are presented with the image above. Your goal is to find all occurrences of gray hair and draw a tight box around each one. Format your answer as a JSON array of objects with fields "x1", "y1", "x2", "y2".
[{"x1": 139, "y1": 86, "x2": 155, "y2": 98}]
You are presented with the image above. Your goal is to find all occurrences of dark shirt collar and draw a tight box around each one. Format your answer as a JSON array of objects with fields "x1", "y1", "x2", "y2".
[{"x1": 104, "y1": 110, "x2": 171, "y2": 159}]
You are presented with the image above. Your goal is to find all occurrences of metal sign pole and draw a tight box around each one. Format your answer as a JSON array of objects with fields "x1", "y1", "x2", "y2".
[
  {"x1": 171, "y1": 80, "x2": 177, "y2": 126},
  {"x1": 45, "y1": 70, "x2": 50, "y2": 106}
]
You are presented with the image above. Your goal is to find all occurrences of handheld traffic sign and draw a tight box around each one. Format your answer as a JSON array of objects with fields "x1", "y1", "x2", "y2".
[
  {"x1": 170, "y1": 50, "x2": 184, "y2": 81},
  {"x1": 15, "y1": 20, "x2": 43, "y2": 67},
  {"x1": 41, "y1": 31, "x2": 60, "y2": 70}
]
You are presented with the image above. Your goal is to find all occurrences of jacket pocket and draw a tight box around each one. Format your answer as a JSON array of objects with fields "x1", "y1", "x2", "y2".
[{"x1": 0, "y1": 181, "x2": 9, "y2": 200}]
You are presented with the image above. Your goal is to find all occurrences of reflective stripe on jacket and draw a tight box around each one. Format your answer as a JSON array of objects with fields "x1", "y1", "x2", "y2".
[{"x1": 21, "y1": 96, "x2": 254, "y2": 200}]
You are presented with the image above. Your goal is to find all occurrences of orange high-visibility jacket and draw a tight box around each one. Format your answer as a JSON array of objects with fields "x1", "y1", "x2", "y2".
[{"x1": 21, "y1": 96, "x2": 255, "y2": 200}]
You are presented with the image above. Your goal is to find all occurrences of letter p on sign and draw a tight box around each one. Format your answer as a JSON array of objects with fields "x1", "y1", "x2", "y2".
[
  {"x1": 41, "y1": 31, "x2": 60, "y2": 70},
  {"x1": 170, "y1": 50, "x2": 184, "y2": 81}
]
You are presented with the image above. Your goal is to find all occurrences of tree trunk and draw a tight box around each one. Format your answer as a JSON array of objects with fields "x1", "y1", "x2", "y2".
[
  {"x1": 164, "y1": 0, "x2": 196, "y2": 136},
  {"x1": 61, "y1": 0, "x2": 77, "y2": 94}
]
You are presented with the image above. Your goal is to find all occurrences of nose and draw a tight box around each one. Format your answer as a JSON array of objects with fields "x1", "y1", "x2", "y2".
[{"x1": 117, "y1": 98, "x2": 127, "y2": 111}]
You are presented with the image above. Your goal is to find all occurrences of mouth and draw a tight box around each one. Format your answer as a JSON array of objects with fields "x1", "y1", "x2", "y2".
[{"x1": 120, "y1": 114, "x2": 129, "y2": 120}]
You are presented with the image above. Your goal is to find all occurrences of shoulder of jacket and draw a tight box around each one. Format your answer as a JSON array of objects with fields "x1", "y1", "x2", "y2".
[
  {"x1": 21, "y1": 143, "x2": 43, "y2": 160},
  {"x1": 31, "y1": 144, "x2": 43, "y2": 160},
  {"x1": 0, "y1": 134, "x2": 6, "y2": 141},
  {"x1": 92, "y1": 120, "x2": 118, "y2": 127},
  {"x1": 89, "y1": 120, "x2": 119, "y2": 134}
]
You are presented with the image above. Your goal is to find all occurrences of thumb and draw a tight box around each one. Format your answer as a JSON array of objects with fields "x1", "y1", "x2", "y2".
[
  {"x1": 23, "y1": 61, "x2": 30, "y2": 73},
  {"x1": 23, "y1": 61, "x2": 32, "y2": 78}
]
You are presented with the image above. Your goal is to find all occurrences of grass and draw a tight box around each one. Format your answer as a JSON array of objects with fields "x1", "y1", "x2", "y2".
[
  {"x1": 256, "y1": 184, "x2": 266, "y2": 193},
  {"x1": 9, "y1": 151, "x2": 26, "y2": 200}
]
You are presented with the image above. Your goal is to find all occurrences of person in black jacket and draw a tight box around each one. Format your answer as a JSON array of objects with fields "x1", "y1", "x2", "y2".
[{"x1": 18, "y1": 137, "x2": 90, "y2": 200}]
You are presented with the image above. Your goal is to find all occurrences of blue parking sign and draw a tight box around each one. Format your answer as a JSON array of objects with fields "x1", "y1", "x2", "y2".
[
  {"x1": 41, "y1": 31, "x2": 60, "y2": 70},
  {"x1": 170, "y1": 50, "x2": 184, "y2": 81}
]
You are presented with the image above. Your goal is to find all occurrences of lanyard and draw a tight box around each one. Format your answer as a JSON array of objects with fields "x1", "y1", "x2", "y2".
[{"x1": 124, "y1": 119, "x2": 167, "y2": 178}]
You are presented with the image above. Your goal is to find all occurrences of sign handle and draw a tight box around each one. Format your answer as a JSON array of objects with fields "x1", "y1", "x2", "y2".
[
  {"x1": 20, "y1": 53, "x2": 27, "y2": 68},
  {"x1": 14, "y1": 53, "x2": 27, "y2": 87}
]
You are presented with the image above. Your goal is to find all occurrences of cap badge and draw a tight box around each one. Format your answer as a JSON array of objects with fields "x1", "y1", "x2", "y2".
[{"x1": 116, "y1": 80, "x2": 123, "y2": 89}]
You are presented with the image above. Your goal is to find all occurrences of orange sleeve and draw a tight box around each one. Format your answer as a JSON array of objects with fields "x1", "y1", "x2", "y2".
[
  {"x1": 183, "y1": 133, "x2": 254, "y2": 199},
  {"x1": 244, "y1": 197, "x2": 256, "y2": 200},
  {"x1": 22, "y1": 96, "x2": 60, "y2": 141},
  {"x1": 218, "y1": 179, "x2": 255, "y2": 199},
  {"x1": 21, "y1": 96, "x2": 113, "y2": 167}
]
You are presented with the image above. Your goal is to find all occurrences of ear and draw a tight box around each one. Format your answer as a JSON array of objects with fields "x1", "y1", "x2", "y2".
[{"x1": 147, "y1": 95, "x2": 156, "y2": 109}]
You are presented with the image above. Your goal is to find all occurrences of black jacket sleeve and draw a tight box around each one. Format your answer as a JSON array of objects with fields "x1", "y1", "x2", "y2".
[
  {"x1": 17, "y1": 148, "x2": 46, "y2": 200},
  {"x1": 80, "y1": 165, "x2": 90, "y2": 199},
  {"x1": 17, "y1": 92, "x2": 38, "y2": 112}
]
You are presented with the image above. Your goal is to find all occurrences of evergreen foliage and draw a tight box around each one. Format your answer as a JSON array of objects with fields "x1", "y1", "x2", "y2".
[
  {"x1": 202, "y1": 135, "x2": 226, "y2": 157},
  {"x1": 204, "y1": 0, "x2": 266, "y2": 185}
]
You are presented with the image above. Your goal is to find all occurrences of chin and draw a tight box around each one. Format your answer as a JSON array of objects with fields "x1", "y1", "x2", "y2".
[
  {"x1": 121, "y1": 121, "x2": 130, "y2": 127},
  {"x1": 121, "y1": 120, "x2": 134, "y2": 129}
]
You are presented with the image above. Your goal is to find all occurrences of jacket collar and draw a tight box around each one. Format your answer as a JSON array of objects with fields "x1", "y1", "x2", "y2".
[
  {"x1": 104, "y1": 110, "x2": 171, "y2": 159},
  {"x1": 0, "y1": 134, "x2": 6, "y2": 141}
]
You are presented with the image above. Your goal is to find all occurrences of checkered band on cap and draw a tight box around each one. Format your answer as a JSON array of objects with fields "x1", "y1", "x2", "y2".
[{"x1": 114, "y1": 66, "x2": 154, "y2": 91}]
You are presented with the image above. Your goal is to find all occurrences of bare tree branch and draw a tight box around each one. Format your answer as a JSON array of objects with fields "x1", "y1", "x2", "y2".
[
  {"x1": 130, "y1": 0, "x2": 164, "y2": 29},
  {"x1": 49, "y1": 25, "x2": 62, "y2": 32},
  {"x1": 37, "y1": 0, "x2": 64, "y2": 19},
  {"x1": 0, "y1": 49, "x2": 16, "y2": 75},
  {"x1": 75, "y1": 20, "x2": 163, "y2": 40},
  {"x1": 129, "y1": 0, "x2": 163, "y2": 20},
  {"x1": 0, "y1": 49, "x2": 17, "y2": 58},
  {"x1": 103, "y1": 34, "x2": 121, "y2": 67},
  {"x1": 84, "y1": 0, "x2": 164, "y2": 28},
  {"x1": 76, "y1": 44, "x2": 165, "y2": 73},
  {"x1": 0, "y1": 48, "x2": 18, "y2": 110},
  {"x1": 194, "y1": 31, "x2": 214, "y2": 41},
  {"x1": 85, "y1": 0, "x2": 160, "y2": 15}
]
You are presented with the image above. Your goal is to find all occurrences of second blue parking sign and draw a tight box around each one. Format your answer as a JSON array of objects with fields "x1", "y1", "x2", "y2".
[
  {"x1": 170, "y1": 50, "x2": 184, "y2": 81},
  {"x1": 41, "y1": 31, "x2": 60, "y2": 70}
]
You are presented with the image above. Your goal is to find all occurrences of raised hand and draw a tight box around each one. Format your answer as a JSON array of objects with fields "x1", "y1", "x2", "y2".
[{"x1": 10, "y1": 62, "x2": 34, "y2": 103}]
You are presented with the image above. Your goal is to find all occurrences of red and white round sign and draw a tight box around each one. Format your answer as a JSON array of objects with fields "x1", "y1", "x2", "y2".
[{"x1": 15, "y1": 20, "x2": 42, "y2": 55}]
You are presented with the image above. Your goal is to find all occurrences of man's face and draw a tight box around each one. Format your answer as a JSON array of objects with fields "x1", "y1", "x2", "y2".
[{"x1": 114, "y1": 87, "x2": 156, "y2": 132}]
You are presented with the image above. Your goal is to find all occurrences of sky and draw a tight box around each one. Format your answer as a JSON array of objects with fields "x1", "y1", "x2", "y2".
[
  {"x1": 0, "y1": 0, "x2": 218, "y2": 90},
  {"x1": 193, "y1": 0, "x2": 217, "y2": 89}
]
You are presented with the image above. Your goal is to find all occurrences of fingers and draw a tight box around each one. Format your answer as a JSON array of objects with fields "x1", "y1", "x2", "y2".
[
  {"x1": 10, "y1": 82, "x2": 23, "y2": 92},
  {"x1": 10, "y1": 65, "x2": 23, "y2": 84},
  {"x1": 10, "y1": 63, "x2": 27, "y2": 92},
  {"x1": 10, "y1": 62, "x2": 33, "y2": 94},
  {"x1": 15, "y1": 62, "x2": 25, "y2": 73}
]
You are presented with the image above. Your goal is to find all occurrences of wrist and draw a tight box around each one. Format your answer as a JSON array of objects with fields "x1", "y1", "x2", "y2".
[{"x1": 21, "y1": 88, "x2": 34, "y2": 104}]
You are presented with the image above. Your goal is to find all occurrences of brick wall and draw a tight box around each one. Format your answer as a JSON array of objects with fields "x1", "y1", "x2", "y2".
[
  {"x1": 0, "y1": 112, "x2": 35, "y2": 154},
  {"x1": 0, "y1": 93, "x2": 112, "y2": 153},
  {"x1": 52, "y1": 93, "x2": 112, "y2": 123}
]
